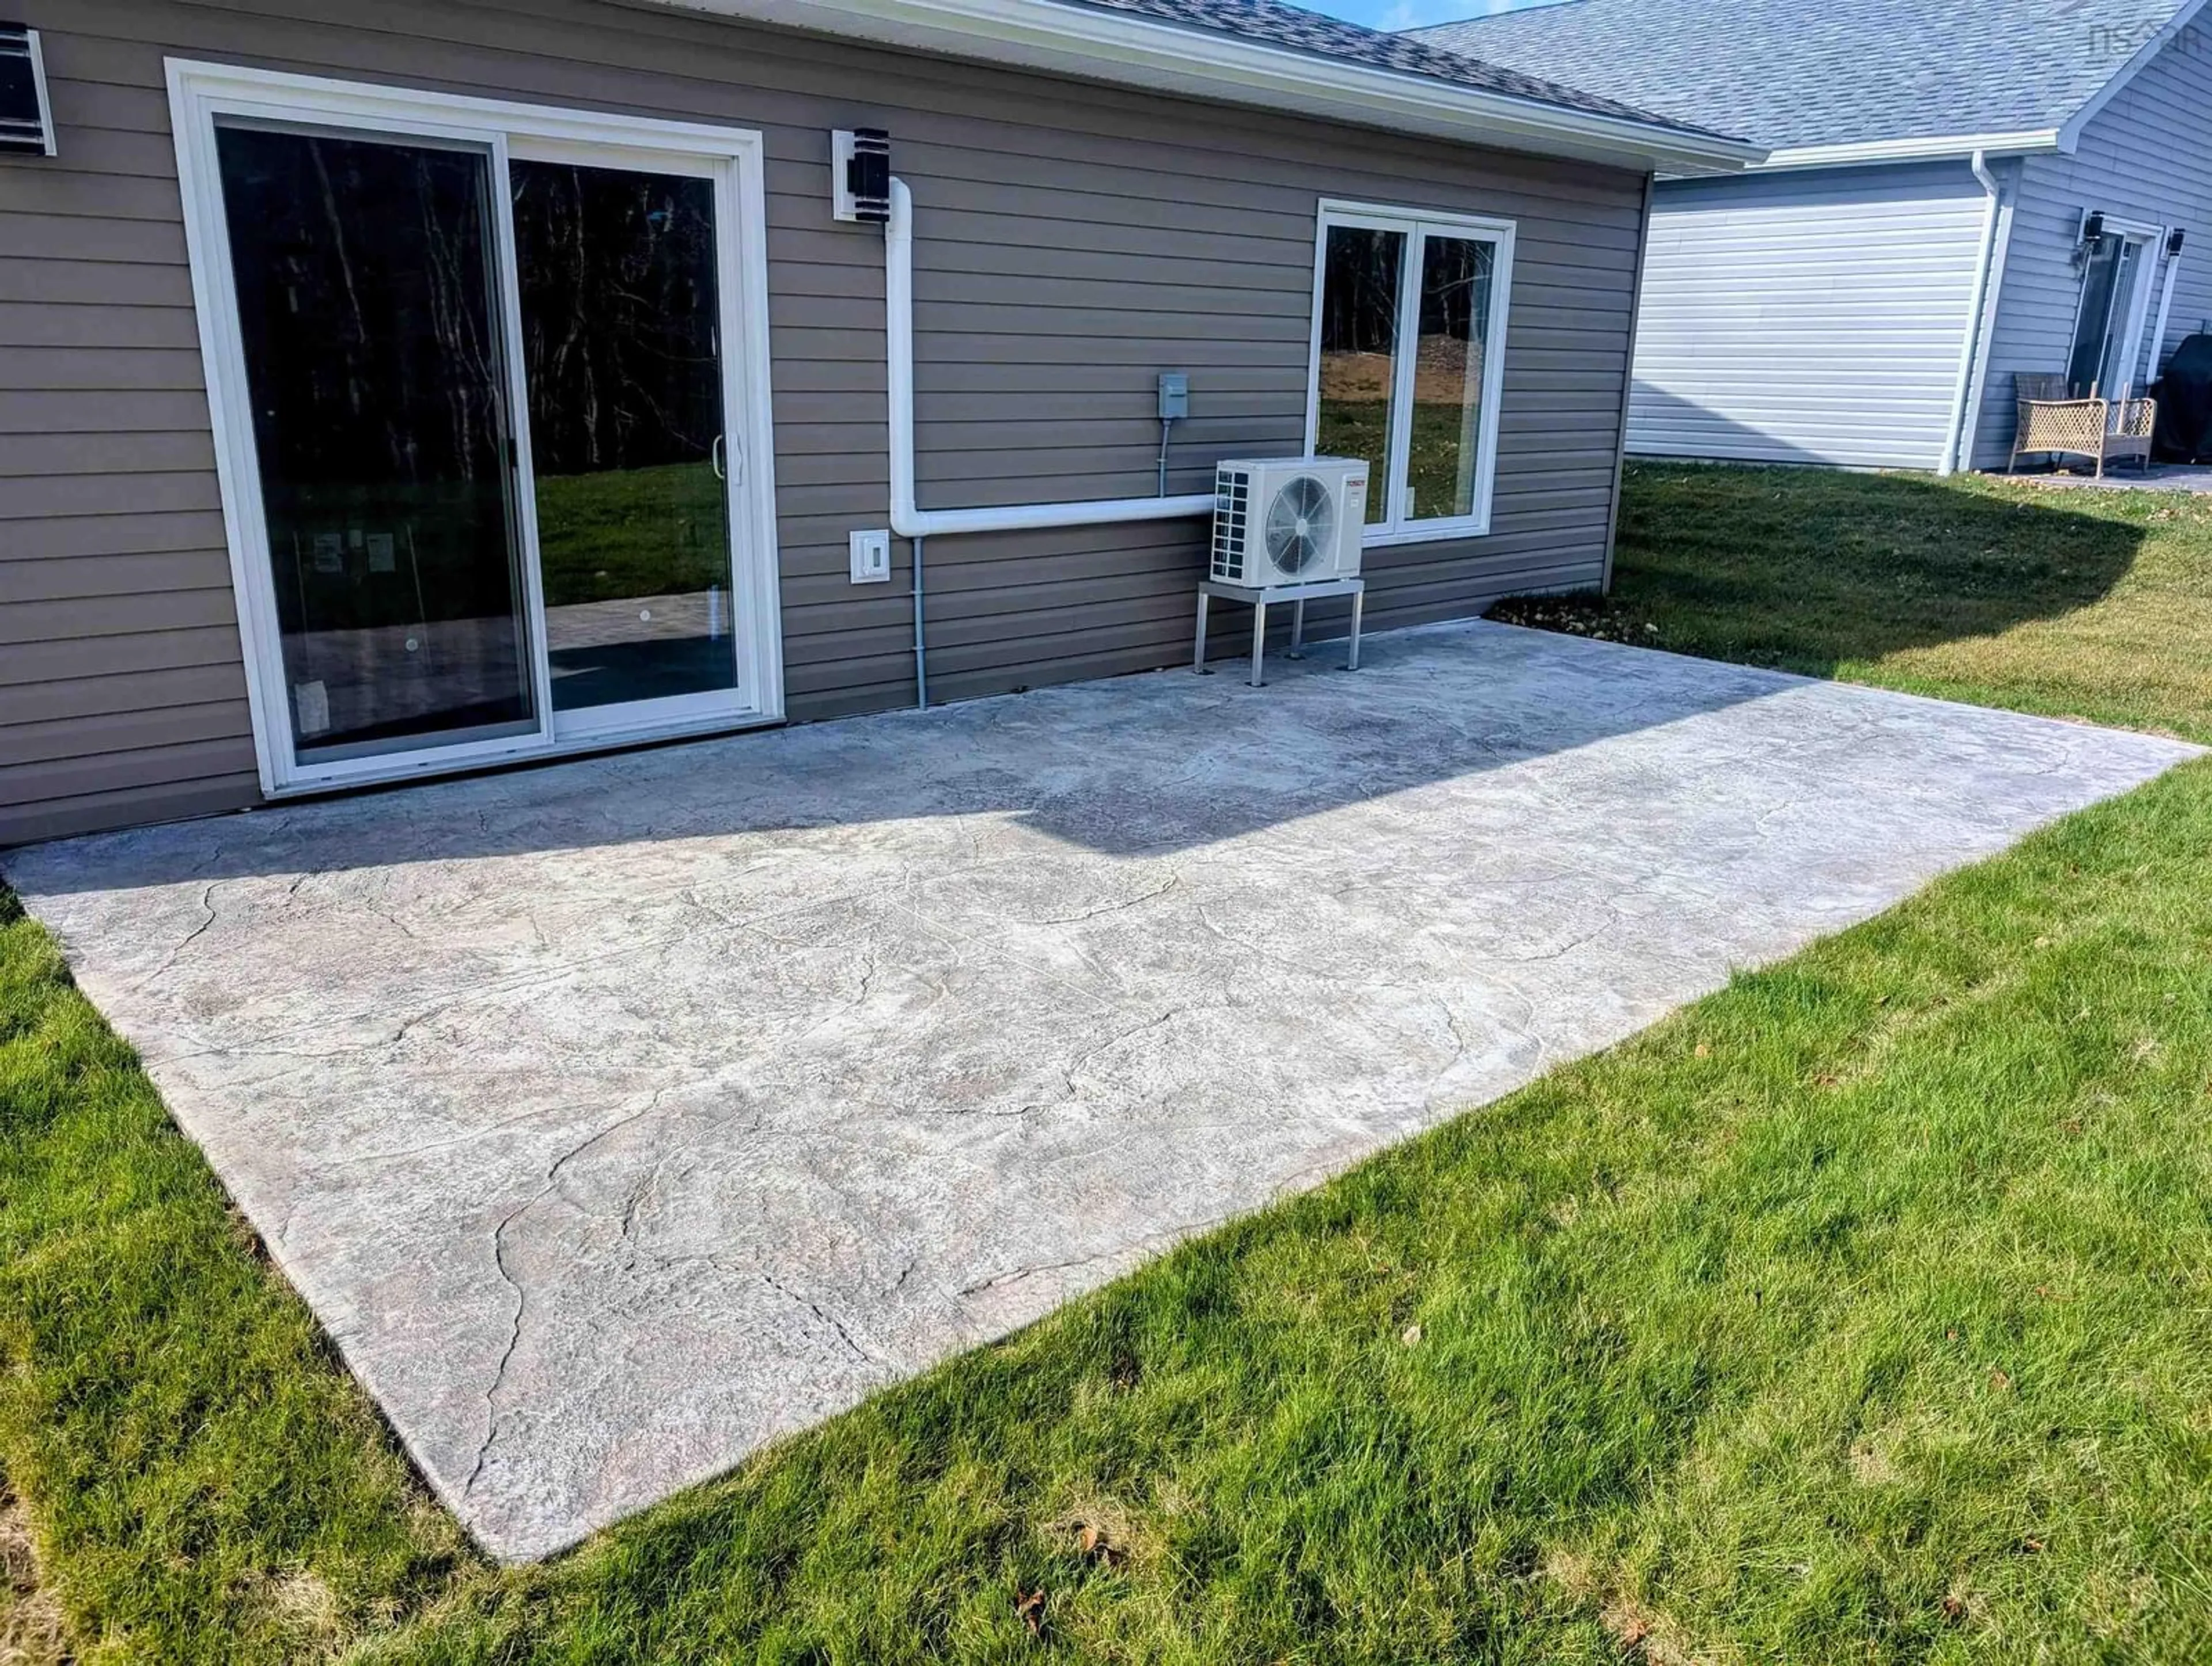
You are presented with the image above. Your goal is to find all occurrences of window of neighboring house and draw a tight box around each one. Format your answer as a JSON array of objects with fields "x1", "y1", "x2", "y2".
[{"x1": 1307, "y1": 202, "x2": 1515, "y2": 544}]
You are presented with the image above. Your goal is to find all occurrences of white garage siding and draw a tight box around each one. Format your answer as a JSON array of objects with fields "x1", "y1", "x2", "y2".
[{"x1": 1630, "y1": 162, "x2": 1993, "y2": 469}]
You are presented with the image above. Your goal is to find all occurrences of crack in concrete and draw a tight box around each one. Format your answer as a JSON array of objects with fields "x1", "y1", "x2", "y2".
[
  {"x1": 465, "y1": 1188, "x2": 535, "y2": 1503},
  {"x1": 131, "y1": 883, "x2": 217, "y2": 990},
  {"x1": 762, "y1": 1273, "x2": 875, "y2": 1365},
  {"x1": 987, "y1": 1006, "x2": 1189, "y2": 1122},
  {"x1": 1021, "y1": 874, "x2": 1181, "y2": 925},
  {"x1": 462, "y1": 1087, "x2": 683, "y2": 1501},
  {"x1": 957, "y1": 1213, "x2": 1236, "y2": 1299}
]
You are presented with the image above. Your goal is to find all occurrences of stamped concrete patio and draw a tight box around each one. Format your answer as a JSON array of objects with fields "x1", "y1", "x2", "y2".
[{"x1": 6, "y1": 620, "x2": 2197, "y2": 1561}]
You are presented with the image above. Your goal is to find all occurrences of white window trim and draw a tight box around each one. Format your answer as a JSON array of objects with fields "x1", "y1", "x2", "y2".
[
  {"x1": 1303, "y1": 198, "x2": 1516, "y2": 547},
  {"x1": 165, "y1": 59, "x2": 785, "y2": 799}
]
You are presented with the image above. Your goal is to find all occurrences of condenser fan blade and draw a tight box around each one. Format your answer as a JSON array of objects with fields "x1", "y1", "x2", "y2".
[{"x1": 1263, "y1": 474, "x2": 1335, "y2": 575}]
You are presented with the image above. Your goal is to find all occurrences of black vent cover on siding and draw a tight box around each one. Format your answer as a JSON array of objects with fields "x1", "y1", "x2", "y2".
[{"x1": 0, "y1": 24, "x2": 55, "y2": 157}]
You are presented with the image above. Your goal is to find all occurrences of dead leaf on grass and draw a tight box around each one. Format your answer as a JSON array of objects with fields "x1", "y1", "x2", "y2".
[
  {"x1": 1016, "y1": 1588, "x2": 1046, "y2": 1639},
  {"x1": 1073, "y1": 1523, "x2": 1124, "y2": 1570},
  {"x1": 1401, "y1": 1323, "x2": 1422, "y2": 1347}
]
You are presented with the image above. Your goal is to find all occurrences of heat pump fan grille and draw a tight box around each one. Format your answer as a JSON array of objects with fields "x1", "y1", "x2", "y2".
[{"x1": 1264, "y1": 474, "x2": 1336, "y2": 577}]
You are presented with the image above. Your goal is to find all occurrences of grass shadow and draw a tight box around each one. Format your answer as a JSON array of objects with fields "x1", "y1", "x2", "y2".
[
  {"x1": 1498, "y1": 463, "x2": 2146, "y2": 670},
  {"x1": 1492, "y1": 462, "x2": 2212, "y2": 745}
]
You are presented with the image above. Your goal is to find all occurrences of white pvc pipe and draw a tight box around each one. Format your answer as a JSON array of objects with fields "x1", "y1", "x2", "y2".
[{"x1": 885, "y1": 178, "x2": 1215, "y2": 538}]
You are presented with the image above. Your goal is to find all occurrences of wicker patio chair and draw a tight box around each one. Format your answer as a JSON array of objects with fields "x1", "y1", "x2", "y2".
[
  {"x1": 2104, "y1": 393, "x2": 2157, "y2": 474},
  {"x1": 2010, "y1": 372, "x2": 2157, "y2": 477}
]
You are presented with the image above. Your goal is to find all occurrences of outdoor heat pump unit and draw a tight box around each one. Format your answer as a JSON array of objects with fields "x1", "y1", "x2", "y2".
[
  {"x1": 0, "y1": 24, "x2": 55, "y2": 157},
  {"x1": 1209, "y1": 457, "x2": 1368, "y2": 587}
]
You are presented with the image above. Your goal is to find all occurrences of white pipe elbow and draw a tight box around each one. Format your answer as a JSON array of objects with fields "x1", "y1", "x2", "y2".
[{"x1": 883, "y1": 175, "x2": 1213, "y2": 539}]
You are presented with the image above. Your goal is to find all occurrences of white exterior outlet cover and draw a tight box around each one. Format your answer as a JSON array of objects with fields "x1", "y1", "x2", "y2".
[{"x1": 850, "y1": 528, "x2": 892, "y2": 583}]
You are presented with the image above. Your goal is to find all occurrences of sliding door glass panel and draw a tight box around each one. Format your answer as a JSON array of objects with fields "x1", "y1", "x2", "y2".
[
  {"x1": 215, "y1": 123, "x2": 535, "y2": 762},
  {"x1": 510, "y1": 161, "x2": 736, "y2": 714},
  {"x1": 1315, "y1": 225, "x2": 1403, "y2": 525},
  {"x1": 2069, "y1": 233, "x2": 2126, "y2": 395},
  {"x1": 1406, "y1": 236, "x2": 1496, "y2": 524},
  {"x1": 2101, "y1": 236, "x2": 2146, "y2": 395}
]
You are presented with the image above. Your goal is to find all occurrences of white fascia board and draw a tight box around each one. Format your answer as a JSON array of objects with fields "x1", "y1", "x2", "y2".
[
  {"x1": 643, "y1": 0, "x2": 1766, "y2": 173},
  {"x1": 1745, "y1": 130, "x2": 2065, "y2": 173}
]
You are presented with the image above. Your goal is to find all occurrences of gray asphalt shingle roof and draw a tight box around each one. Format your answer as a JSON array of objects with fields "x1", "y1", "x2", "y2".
[
  {"x1": 1408, "y1": 0, "x2": 2200, "y2": 154},
  {"x1": 1059, "y1": 0, "x2": 1734, "y2": 137}
]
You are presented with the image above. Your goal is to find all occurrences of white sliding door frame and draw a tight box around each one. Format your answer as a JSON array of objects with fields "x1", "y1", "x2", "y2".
[{"x1": 168, "y1": 59, "x2": 784, "y2": 799}]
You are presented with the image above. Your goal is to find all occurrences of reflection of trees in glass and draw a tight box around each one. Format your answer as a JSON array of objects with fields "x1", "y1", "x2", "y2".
[
  {"x1": 1319, "y1": 225, "x2": 1402, "y2": 521},
  {"x1": 1409, "y1": 238, "x2": 1495, "y2": 522},
  {"x1": 215, "y1": 125, "x2": 523, "y2": 652},
  {"x1": 219, "y1": 128, "x2": 507, "y2": 497},
  {"x1": 512, "y1": 165, "x2": 722, "y2": 476},
  {"x1": 1321, "y1": 225, "x2": 1401, "y2": 358}
]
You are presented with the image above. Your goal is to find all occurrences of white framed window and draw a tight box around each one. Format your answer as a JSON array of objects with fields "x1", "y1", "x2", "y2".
[{"x1": 1304, "y1": 199, "x2": 1515, "y2": 545}]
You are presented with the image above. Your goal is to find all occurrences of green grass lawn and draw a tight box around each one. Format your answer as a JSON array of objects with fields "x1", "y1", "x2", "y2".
[
  {"x1": 1492, "y1": 463, "x2": 2212, "y2": 744},
  {"x1": 5, "y1": 465, "x2": 2212, "y2": 1663}
]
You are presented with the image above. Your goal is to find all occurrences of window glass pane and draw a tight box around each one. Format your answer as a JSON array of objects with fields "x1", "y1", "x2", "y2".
[
  {"x1": 511, "y1": 161, "x2": 737, "y2": 714},
  {"x1": 215, "y1": 123, "x2": 536, "y2": 762},
  {"x1": 1406, "y1": 234, "x2": 1497, "y2": 524},
  {"x1": 1315, "y1": 224, "x2": 1402, "y2": 525}
]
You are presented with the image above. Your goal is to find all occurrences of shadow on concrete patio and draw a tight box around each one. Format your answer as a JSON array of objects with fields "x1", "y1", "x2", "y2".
[
  {"x1": 4, "y1": 472, "x2": 2149, "y2": 894},
  {"x1": 7, "y1": 622, "x2": 1796, "y2": 889}
]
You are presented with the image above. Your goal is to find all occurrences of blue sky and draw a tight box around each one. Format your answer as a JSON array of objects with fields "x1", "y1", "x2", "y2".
[{"x1": 1302, "y1": 0, "x2": 1563, "y2": 29}]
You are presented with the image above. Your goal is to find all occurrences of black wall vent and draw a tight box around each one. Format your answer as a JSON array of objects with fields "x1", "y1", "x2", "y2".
[{"x1": 0, "y1": 24, "x2": 54, "y2": 157}]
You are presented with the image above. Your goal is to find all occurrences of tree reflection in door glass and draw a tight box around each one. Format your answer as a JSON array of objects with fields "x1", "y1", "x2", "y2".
[
  {"x1": 215, "y1": 124, "x2": 536, "y2": 760},
  {"x1": 511, "y1": 162, "x2": 737, "y2": 713}
]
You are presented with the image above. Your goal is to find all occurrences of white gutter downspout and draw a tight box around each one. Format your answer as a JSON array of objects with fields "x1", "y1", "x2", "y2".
[
  {"x1": 886, "y1": 179, "x2": 1214, "y2": 539},
  {"x1": 886, "y1": 178, "x2": 1214, "y2": 707},
  {"x1": 1940, "y1": 150, "x2": 2003, "y2": 476}
]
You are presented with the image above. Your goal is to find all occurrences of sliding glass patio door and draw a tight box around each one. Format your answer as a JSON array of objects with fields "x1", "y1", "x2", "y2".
[
  {"x1": 216, "y1": 125, "x2": 540, "y2": 765},
  {"x1": 177, "y1": 65, "x2": 781, "y2": 796},
  {"x1": 509, "y1": 158, "x2": 740, "y2": 729}
]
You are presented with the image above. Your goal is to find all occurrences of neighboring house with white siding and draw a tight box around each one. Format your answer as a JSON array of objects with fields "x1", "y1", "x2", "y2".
[{"x1": 1415, "y1": 0, "x2": 2212, "y2": 473}]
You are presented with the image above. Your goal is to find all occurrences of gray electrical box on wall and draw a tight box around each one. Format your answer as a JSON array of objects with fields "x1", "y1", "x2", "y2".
[{"x1": 1157, "y1": 372, "x2": 1190, "y2": 420}]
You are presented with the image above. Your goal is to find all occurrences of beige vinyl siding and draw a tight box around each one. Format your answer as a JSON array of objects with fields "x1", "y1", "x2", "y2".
[
  {"x1": 1970, "y1": 29, "x2": 2212, "y2": 470},
  {"x1": 1, "y1": 0, "x2": 1647, "y2": 843}
]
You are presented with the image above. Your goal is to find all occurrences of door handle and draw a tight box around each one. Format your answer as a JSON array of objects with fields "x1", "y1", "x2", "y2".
[{"x1": 711, "y1": 434, "x2": 726, "y2": 482}]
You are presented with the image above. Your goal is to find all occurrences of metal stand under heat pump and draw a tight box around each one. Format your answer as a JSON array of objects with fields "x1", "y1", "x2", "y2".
[{"x1": 1193, "y1": 577, "x2": 1365, "y2": 688}]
